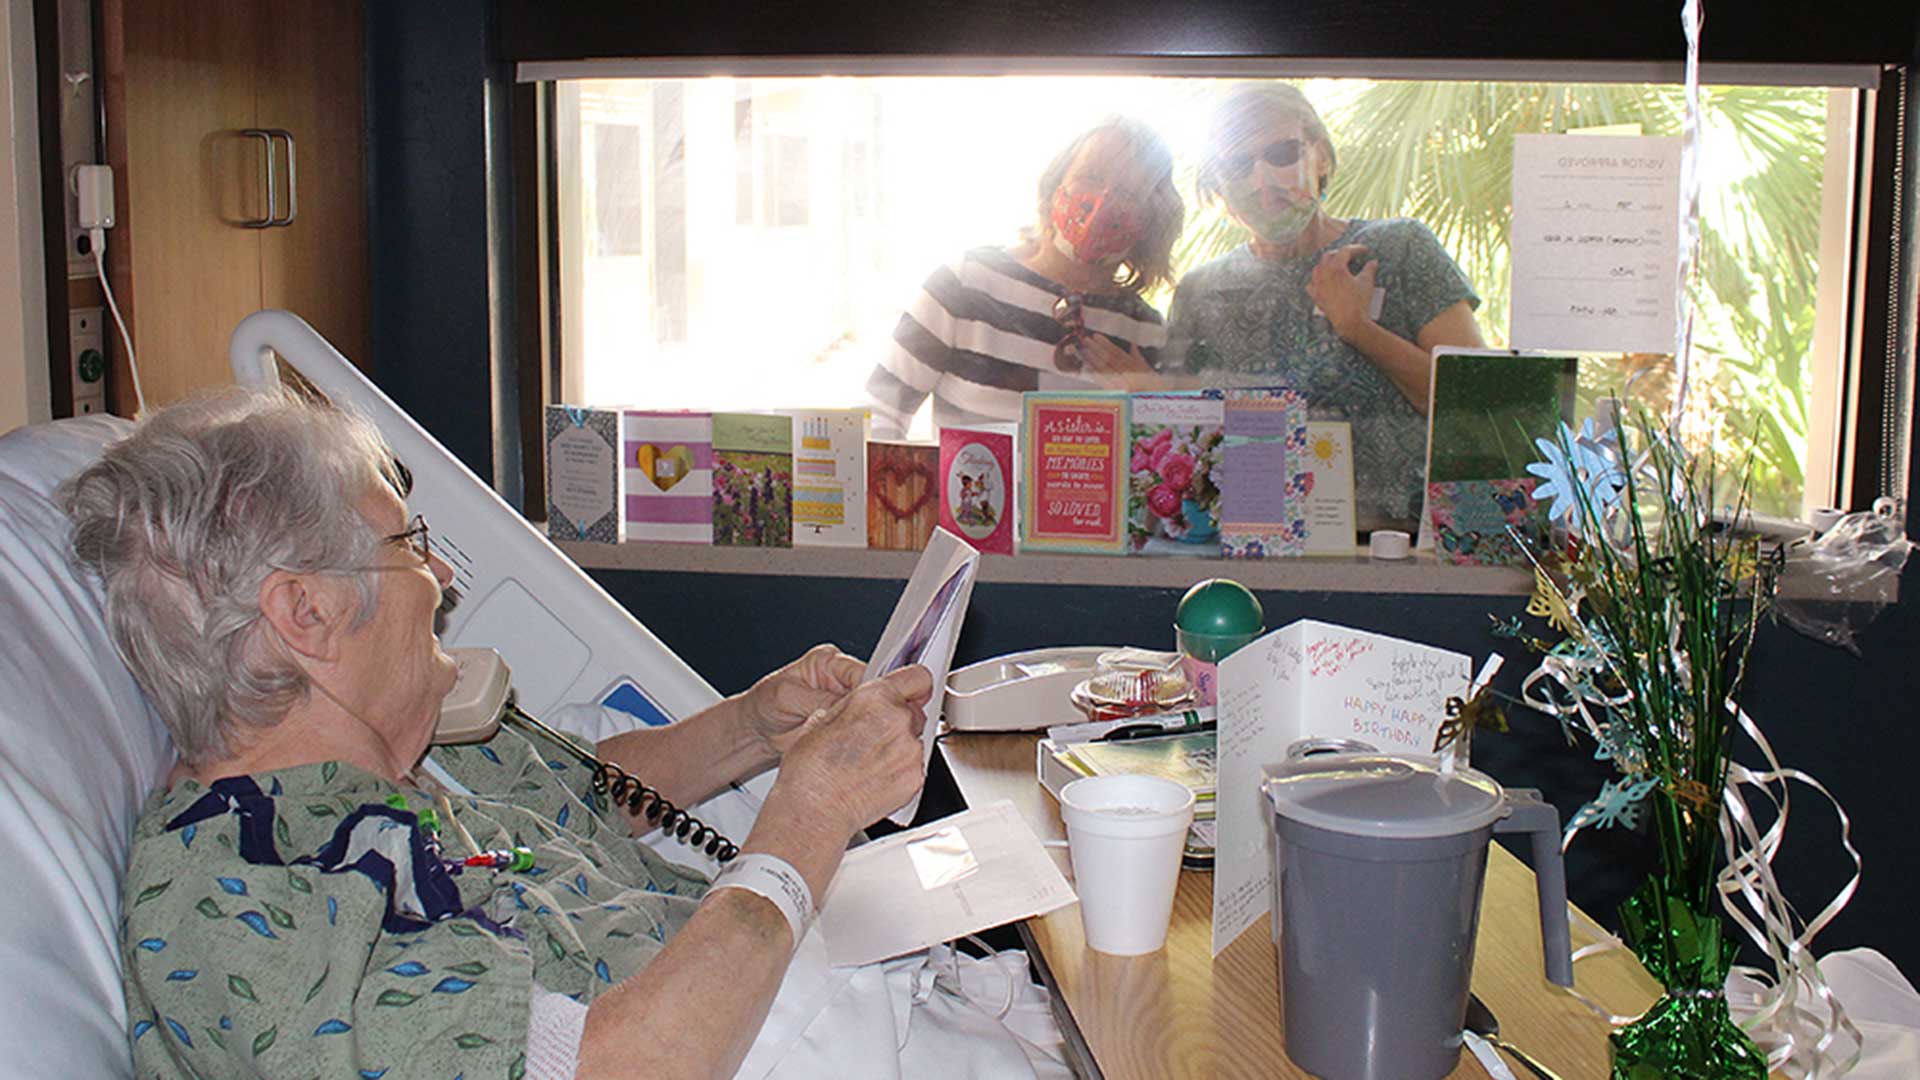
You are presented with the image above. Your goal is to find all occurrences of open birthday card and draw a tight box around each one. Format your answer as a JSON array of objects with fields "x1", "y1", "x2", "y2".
[
  {"x1": 865, "y1": 526, "x2": 980, "y2": 824},
  {"x1": 1209, "y1": 620, "x2": 1471, "y2": 955}
]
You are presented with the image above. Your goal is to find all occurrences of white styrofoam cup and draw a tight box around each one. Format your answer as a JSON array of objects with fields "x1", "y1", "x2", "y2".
[{"x1": 1059, "y1": 774, "x2": 1195, "y2": 956}]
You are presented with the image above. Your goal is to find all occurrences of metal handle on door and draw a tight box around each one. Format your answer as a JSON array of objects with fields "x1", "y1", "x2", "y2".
[
  {"x1": 268, "y1": 130, "x2": 296, "y2": 227},
  {"x1": 241, "y1": 129, "x2": 275, "y2": 228}
]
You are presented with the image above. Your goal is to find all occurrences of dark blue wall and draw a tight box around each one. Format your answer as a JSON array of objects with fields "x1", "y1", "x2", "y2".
[
  {"x1": 371, "y1": 1, "x2": 1920, "y2": 975},
  {"x1": 366, "y1": 0, "x2": 505, "y2": 491}
]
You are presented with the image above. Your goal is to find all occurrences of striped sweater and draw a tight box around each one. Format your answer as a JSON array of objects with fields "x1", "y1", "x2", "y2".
[{"x1": 864, "y1": 246, "x2": 1167, "y2": 436}]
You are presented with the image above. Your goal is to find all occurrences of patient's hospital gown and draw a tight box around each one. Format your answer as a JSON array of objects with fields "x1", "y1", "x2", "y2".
[{"x1": 119, "y1": 726, "x2": 1052, "y2": 1078}]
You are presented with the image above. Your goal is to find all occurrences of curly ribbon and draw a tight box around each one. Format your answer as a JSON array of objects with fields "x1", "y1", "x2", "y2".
[
  {"x1": 1668, "y1": 0, "x2": 1704, "y2": 430},
  {"x1": 1716, "y1": 703, "x2": 1863, "y2": 1077},
  {"x1": 1514, "y1": 658, "x2": 1867, "y2": 1074}
]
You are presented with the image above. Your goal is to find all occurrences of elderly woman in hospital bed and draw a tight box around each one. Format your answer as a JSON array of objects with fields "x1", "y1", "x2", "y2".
[{"x1": 36, "y1": 387, "x2": 1062, "y2": 1079}]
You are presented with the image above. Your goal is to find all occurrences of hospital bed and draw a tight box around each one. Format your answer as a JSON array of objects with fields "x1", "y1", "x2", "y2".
[{"x1": 0, "y1": 312, "x2": 848, "y2": 1077}]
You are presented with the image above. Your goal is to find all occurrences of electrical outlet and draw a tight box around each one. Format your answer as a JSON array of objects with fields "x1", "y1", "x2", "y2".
[{"x1": 70, "y1": 307, "x2": 106, "y2": 415}]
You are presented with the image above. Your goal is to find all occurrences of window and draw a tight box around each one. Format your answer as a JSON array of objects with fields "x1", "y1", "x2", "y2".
[{"x1": 550, "y1": 68, "x2": 1893, "y2": 521}]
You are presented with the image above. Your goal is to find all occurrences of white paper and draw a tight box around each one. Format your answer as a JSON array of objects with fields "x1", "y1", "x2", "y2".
[
  {"x1": 1509, "y1": 133, "x2": 1682, "y2": 354},
  {"x1": 820, "y1": 800, "x2": 1076, "y2": 968},
  {"x1": 865, "y1": 527, "x2": 980, "y2": 824},
  {"x1": 1301, "y1": 421, "x2": 1357, "y2": 554},
  {"x1": 1210, "y1": 620, "x2": 1470, "y2": 955}
]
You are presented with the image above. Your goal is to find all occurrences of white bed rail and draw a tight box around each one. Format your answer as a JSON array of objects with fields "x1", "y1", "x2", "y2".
[{"x1": 229, "y1": 309, "x2": 723, "y2": 735}]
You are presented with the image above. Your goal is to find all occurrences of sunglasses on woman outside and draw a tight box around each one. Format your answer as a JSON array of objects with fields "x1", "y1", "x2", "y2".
[{"x1": 1220, "y1": 138, "x2": 1305, "y2": 180}]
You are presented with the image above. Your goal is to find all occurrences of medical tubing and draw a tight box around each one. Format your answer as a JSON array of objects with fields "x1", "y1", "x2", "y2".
[{"x1": 502, "y1": 703, "x2": 740, "y2": 863}]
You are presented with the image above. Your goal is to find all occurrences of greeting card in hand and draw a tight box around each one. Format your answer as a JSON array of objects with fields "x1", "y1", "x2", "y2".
[
  {"x1": 939, "y1": 425, "x2": 1015, "y2": 555},
  {"x1": 1127, "y1": 392, "x2": 1224, "y2": 556},
  {"x1": 711, "y1": 412, "x2": 793, "y2": 547},
  {"x1": 865, "y1": 527, "x2": 980, "y2": 824},
  {"x1": 546, "y1": 405, "x2": 624, "y2": 544},
  {"x1": 1424, "y1": 349, "x2": 1578, "y2": 567},
  {"x1": 1219, "y1": 388, "x2": 1310, "y2": 558},
  {"x1": 791, "y1": 409, "x2": 870, "y2": 548},
  {"x1": 868, "y1": 440, "x2": 939, "y2": 551},
  {"x1": 1210, "y1": 620, "x2": 1470, "y2": 955},
  {"x1": 1020, "y1": 391, "x2": 1129, "y2": 555},
  {"x1": 623, "y1": 410, "x2": 713, "y2": 544}
]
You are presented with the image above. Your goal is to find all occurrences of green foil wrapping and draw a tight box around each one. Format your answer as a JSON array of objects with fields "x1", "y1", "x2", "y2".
[{"x1": 1609, "y1": 875, "x2": 1768, "y2": 1079}]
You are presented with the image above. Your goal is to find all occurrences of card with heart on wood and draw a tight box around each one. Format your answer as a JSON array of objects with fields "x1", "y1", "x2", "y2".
[
  {"x1": 622, "y1": 409, "x2": 714, "y2": 544},
  {"x1": 867, "y1": 439, "x2": 939, "y2": 551}
]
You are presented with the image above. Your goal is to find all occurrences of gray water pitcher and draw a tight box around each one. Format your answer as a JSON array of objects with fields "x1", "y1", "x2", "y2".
[{"x1": 1262, "y1": 748, "x2": 1574, "y2": 1080}]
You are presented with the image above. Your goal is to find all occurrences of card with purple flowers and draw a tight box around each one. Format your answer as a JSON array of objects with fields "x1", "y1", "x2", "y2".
[
  {"x1": 1219, "y1": 388, "x2": 1310, "y2": 558},
  {"x1": 1127, "y1": 392, "x2": 1225, "y2": 556}
]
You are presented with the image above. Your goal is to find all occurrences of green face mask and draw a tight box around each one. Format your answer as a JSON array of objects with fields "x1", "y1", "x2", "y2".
[{"x1": 1223, "y1": 166, "x2": 1320, "y2": 246}]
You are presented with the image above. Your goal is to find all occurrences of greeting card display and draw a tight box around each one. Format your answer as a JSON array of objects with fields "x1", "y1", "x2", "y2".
[
  {"x1": 1301, "y1": 421, "x2": 1358, "y2": 554},
  {"x1": 622, "y1": 409, "x2": 713, "y2": 544},
  {"x1": 1210, "y1": 620, "x2": 1470, "y2": 955},
  {"x1": 867, "y1": 440, "x2": 940, "y2": 551},
  {"x1": 1424, "y1": 349, "x2": 1578, "y2": 567},
  {"x1": 711, "y1": 412, "x2": 793, "y2": 547},
  {"x1": 790, "y1": 409, "x2": 870, "y2": 548},
  {"x1": 1127, "y1": 392, "x2": 1224, "y2": 556},
  {"x1": 1218, "y1": 388, "x2": 1310, "y2": 558},
  {"x1": 545, "y1": 405, "x2": 624, "y2": 544},
  {"x1": 1019, "y1": 392, "x2": 1129, "y2": 555},
  {"x1": 939, "y1": 425, "x2": 1015, "y2": 555}
]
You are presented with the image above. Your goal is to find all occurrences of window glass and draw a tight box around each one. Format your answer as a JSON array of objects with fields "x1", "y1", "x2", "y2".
[{"x1": 558, "y1": 75, "x2": 1857, "y2": 521}]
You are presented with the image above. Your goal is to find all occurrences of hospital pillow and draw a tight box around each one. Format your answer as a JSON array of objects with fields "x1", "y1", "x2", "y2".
[{"x1": 0, "y1": 416, "x2": 172, "y2": 1078}]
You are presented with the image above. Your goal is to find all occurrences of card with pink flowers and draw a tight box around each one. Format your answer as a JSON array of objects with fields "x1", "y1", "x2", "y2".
[
  {"x1": 1219, "y1": 388, "x2": 1311, "y2": 559},
  {"x1": 1126, "y1": 392, "x2": 1225, "y2": 556}
]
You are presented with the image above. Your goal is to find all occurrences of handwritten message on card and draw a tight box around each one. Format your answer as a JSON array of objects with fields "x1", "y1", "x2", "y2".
[
  {"x1": 1509, "y1": 133, "x2": 1682, "y2": 354},
  {"x1": 1210, "y1": 620, "x2": 1470, "y2": 955}
]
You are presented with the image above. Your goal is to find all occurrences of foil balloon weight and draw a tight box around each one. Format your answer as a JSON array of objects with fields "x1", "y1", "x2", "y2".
[{"x1": 1174, "y1": 578, "x2": 1263, "y2": 664}]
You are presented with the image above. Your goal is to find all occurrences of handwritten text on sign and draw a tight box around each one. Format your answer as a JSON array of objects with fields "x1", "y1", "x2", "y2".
[{"x1": 1509, "y1": 133, "x2": 1682, "y2": 354}]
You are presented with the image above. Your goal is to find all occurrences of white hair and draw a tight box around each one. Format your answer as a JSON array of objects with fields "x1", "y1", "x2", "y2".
[{"x1": 60, "y1": 386, "x2": 406, "y2": 764}]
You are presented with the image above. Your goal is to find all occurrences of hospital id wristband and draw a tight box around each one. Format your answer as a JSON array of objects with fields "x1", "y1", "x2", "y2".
[{"x1": 707, "y1": 853, "x2": 814, "y2": 952}]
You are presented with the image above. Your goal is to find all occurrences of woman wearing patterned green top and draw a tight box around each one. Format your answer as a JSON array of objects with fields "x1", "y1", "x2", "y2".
[
  {"x1": 63, "y1": 388, "x2": 1048, "y2": 1079},
  {"x1": 1162, "y1": 85, "x2": 1487, "y2": 533}
]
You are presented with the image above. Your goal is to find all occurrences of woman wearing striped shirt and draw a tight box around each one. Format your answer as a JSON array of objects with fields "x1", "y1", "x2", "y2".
[{"x1": 864, "y1": 117, "x2": 1185, "y2": 437}]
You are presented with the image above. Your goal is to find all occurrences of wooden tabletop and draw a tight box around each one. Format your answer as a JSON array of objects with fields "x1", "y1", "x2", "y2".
[{"x1": 939, "y1": 732, "x2": 1665, "y2": 1080}]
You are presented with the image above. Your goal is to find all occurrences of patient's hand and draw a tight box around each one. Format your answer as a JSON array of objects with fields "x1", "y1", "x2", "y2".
[
  {"x1": 740, "y1": 644, "x2": 867, "y2": 758},
  {"x1": 773, "y1": 665, "x2": 933, "y2": 840}
]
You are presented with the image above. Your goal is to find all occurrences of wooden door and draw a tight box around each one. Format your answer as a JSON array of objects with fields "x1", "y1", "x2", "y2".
[
  {"x1": 101, "y1": 0, "x2": 264, "y2": 411},
  {"x1": 257, "y1": 0, "x2": 369, "y2": 371}
]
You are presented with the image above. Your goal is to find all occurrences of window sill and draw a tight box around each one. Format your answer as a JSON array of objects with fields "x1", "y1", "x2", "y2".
[
  {"x1": 555, "y1": 534, "x2": 1898, "y2": 604},
  {"x1": 557, "y1": 537, "x2": 1536, "y2": 595}
]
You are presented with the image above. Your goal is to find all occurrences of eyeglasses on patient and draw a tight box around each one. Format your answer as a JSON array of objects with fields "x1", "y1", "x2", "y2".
[
  {"x1": 382, "y1": 514, "x2": 433, "y2": 565},
  {"x1": 1221, "y1": 138, "x2": 1305, "y2": 179}
]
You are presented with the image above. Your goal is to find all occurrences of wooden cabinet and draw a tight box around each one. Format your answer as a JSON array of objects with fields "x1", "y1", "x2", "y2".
[{"x1": 100, "y1": 0, "x2": 366, "y2": 412}]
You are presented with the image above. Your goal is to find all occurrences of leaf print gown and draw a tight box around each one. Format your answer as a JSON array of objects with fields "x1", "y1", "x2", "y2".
[{"x1": 120, "y1": 724, "x2": 708, "y2": 1079}]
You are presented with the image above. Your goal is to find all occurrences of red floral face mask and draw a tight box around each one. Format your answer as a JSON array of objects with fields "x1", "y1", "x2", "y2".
[{"x1": 1049, "y1": 186, "x2": 1144, "y2": 266}]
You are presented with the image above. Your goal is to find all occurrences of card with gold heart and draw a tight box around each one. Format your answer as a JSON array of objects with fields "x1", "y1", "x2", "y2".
[{"x1": 622, "y1": 410, "x2": 714, "y2": 544}]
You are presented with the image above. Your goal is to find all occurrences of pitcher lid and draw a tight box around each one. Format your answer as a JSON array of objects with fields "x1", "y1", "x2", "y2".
[{"x1": 1261, "y1": 754, "x2": 1505, "y2": 840}]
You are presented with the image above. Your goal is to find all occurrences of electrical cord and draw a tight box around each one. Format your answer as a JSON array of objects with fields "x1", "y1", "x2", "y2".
[{"x1": 89, "y1": 230, "x2": 145, "y2": 416}]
